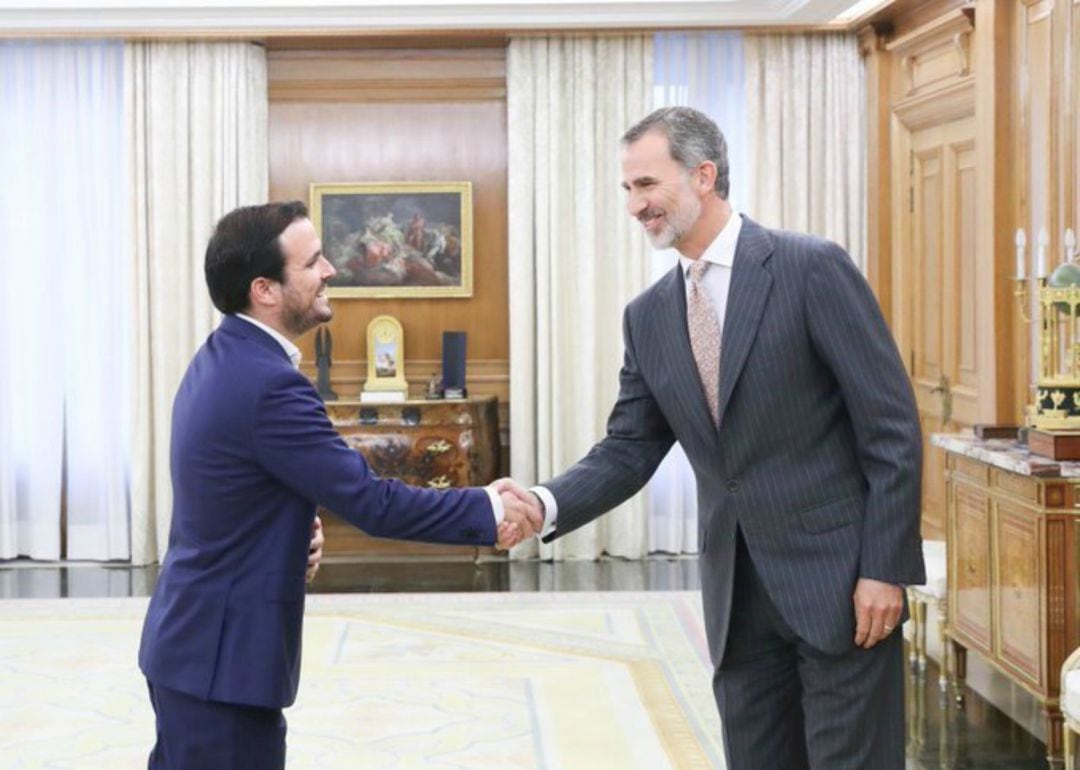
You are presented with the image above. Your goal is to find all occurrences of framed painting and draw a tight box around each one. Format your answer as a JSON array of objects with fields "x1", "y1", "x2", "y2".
[{"x1": 310, "y1": 181, "x2": 473, "y2": 298}]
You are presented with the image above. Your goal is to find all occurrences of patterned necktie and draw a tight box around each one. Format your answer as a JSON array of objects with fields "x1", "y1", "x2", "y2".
[{"x1": 687, "y1": 259, "x2": 721, "y2": 426}]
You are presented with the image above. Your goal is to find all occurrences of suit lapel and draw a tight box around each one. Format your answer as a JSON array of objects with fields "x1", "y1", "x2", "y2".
[
  {"x1": 716, "y1": 218, "x2": 774, "y2": 429},
  {"x1": 655, "y1": 265, "x2": 719, "y2": 449}
]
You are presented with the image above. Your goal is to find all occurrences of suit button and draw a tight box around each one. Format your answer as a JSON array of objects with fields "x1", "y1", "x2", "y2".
[
  {"x1": 463, "y1": 527, "x2": 479, "y2": 539},
  {"x1": 727, "y1": 480, "x2": 739, "y2": 493}
]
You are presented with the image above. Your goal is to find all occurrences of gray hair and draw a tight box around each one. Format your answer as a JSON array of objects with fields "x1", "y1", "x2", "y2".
[{"x1": 622, "y1": 107, "x2": 730, "y2": 199}]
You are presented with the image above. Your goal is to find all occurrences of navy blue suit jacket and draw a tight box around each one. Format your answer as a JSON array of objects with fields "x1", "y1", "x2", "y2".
[{"x1": 139, "y1": 315, "x2": 495, "y2": 708}]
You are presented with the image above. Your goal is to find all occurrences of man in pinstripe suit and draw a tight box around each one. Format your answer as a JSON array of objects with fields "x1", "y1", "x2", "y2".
[{"x1": 499, "y1": 107, "x2": 925, "y2": 768}]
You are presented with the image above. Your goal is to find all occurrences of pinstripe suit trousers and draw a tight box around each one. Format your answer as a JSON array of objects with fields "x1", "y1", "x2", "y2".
[{"x1": 712, "y1": 531, "x2": 905, "y2": 770}]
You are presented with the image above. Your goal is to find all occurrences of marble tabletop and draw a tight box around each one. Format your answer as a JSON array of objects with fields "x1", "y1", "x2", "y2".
[{"x1": 930, "y1": 432, "x2": 1080, "y2": 478}]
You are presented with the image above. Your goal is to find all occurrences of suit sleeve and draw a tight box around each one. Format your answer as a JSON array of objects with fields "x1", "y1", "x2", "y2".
[
  {"x1": 251, "y1": 370, "x2": 496, "y2": 546},
  {"x1": 542, "y1": 306, "x2": 675, "y2": 541},
  {"x1": 805, "y1": 242, "x2": 925, "y2": 585}
]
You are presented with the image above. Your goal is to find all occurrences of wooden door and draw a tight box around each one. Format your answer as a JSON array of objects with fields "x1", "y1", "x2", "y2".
[{"x1": 895, "y1": 113, "x2": 981, "y2": 540}]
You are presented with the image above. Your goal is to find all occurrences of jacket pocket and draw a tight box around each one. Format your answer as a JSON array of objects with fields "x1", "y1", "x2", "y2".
[
  {"x1": 265, "y1": 571, "x2": 306, "y2": 603},
  {"x1": 797, "y1": 495, "x2": 861, "y2": 534}
]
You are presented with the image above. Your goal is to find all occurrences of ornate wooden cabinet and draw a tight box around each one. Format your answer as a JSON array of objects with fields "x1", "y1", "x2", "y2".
[
  {"x1": 935, "y1": 434, "x2": 1080, "y2": 765},
  {"x1": 318, "y1": 396, "x2": 501, "y2": 556}
]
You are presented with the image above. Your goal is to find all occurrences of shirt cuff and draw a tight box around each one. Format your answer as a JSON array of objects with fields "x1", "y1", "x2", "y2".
[
  {"x1": 484, "y1": 486, "x2": 504, "y2": 526},
  {"x1": 530, "y1": 486, "x2": 558, "y2": 539}
]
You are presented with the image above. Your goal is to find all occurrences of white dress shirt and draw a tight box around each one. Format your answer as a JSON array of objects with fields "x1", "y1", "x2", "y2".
[
  {"x1": 236, "y1": 313, "x2": 302, "y2": 369},
  {"x1": 234, "y1": 314, "x2": 505, "y2": 528},
  {"x1": 532, "y1": 213, "x2": 744, "y2": 539}
]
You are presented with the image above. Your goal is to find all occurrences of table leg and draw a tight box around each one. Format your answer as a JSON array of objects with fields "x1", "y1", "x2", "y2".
[{"x1": 1047, "y1": 707, "x2": 1064, "y2": 769}]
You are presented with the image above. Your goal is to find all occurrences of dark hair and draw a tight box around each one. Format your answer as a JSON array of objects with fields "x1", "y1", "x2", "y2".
[
  {"x1": 204, "y1": 200, "x2": 309, "y2": 314},
  {"x1": 622, "y1": 107, "x2": 730, "y2": 199}
]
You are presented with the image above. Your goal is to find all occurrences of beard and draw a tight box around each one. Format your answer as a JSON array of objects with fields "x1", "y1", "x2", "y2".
[
  {"x1": 642, "y1": 188, "x2": 702, "y2": 250},
  {"x1": 282, "y1": 286, "x2": 332, "y2": 337}
]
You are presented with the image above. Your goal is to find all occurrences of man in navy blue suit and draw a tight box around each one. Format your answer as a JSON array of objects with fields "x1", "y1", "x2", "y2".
[{"x1": 139, "y1": 200, "x2": 539, "y2": 770}]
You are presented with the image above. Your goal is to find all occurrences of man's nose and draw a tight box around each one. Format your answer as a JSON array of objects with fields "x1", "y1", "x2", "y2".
[
  {"x1": 320, "y1": 256, "x2": 336, "y2": 279},
  {"x1": 627, "y1": 191, "x2": 647, "y2": 217}
]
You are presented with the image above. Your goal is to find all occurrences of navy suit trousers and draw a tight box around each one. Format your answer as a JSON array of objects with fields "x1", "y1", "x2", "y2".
[{"x1": 147, "y1": 681, "x2": 286, "y2": 770}]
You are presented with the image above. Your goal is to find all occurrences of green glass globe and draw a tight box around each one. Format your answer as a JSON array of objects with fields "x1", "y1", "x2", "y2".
[{"x1": 1047, "y1": 263, "x2": 1080, "y2": 313}]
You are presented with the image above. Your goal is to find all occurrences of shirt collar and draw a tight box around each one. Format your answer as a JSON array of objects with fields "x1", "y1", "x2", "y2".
[
  {"x1": 679, "y1": 211, "x2": 743, "y2": 277},
  {"x1": 235, "y1": 313, "x2": 302, "y2": 369}
]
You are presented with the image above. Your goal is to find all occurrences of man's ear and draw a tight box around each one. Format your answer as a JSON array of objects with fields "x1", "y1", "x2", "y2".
[
  {"x1": 696, "y1": 161, "x2": 718, "y2": 194},
  {"x1": 249, "y1": 276, "x2": 279, "y2": 309}
]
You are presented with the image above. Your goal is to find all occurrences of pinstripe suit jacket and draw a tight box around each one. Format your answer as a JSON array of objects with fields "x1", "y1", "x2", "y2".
[{"x1": 542, "y1": 216, "x2": 925, "y2": 664}]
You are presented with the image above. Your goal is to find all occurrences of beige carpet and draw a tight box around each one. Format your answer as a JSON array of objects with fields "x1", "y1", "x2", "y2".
[{"x1": 0, "y1": 591, "x2": 723, "y2": 769}]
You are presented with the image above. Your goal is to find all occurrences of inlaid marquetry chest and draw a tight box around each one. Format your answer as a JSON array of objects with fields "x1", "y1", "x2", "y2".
[
  {"x1": 933, "y1": 433, "x2": 1080, "y2": 766},
  {"x1": 318, "y1": 396, "x2": 500, "y2": 557}
]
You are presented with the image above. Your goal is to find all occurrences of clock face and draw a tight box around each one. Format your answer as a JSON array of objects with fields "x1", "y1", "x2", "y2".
[{"x1": 374, "y1": 324, "x2": 395, "y2": 344}]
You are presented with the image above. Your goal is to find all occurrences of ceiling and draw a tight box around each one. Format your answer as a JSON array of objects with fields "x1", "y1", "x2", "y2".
[{"x1": 0, "y1": 0, "x2": 891, "y2": 36}]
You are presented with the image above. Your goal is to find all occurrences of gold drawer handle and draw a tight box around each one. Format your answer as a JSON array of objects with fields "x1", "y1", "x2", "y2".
[
  {"x1": 426, "y1": 440, "x2": 453, "y2": 455},
  {"x1": 427, "y1": 475, "x2": 451, "y2": 489}
]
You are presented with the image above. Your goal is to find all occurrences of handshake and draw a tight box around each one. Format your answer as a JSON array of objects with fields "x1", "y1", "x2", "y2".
[{"x1": 488, "y1": 478, "x2": 545, "y2": 550}]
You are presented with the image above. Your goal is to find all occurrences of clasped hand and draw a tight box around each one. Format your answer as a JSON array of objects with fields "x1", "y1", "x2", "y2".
[{"x1": 488, "y1": 478, "x2": 544, "y2": 550}]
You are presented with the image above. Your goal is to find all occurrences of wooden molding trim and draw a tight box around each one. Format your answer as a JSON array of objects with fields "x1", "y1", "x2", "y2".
[
  {"x1": 301, "y1": 357, "x2": 508, "y2": 387},
  {"x1": 857, "y1": 21, "x2": 893, "y2": 56},
  {"x1": 270, "y1": 77, "x2": 506, "y2": 102},
  {"x1": 892, "y1": 75, "x2": 975, "y2": 130},
  {"x1": 885, "y1": 7, "x2": 974, "y2": 55},
  {"x1": 1024, "y1": 0, "x2": 1053, "y2": 24},
  {"x1": 886, "y1": 7, "x2": 975, "y2": 98}
]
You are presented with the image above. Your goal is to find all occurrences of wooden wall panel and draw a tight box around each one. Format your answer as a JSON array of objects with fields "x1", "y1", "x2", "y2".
[
  {"x1": 267, "y1": 48, "x2": 509, "y2": 426},
  {"x1": 916, "y1": 147, "x2": 944, "y2": 385},
  {"x1": 858, "y1": 26, "x2": 892, "y2": 322},
  {"x1": 1022, "y1": 4, "x2": 1054, "y2": 270},
  {"x1": 956, "y1": 145, "x2": 978, "y2": 391},
  {"x1": 1073, "y1": 1, "x2": 1080, "y2": 235},
  {"x1": 967, "y1": 0, "x2": 1017, "y2": 424}
]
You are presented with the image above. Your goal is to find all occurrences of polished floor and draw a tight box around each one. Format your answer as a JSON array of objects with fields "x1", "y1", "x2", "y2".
[{"x1": 0, "y1": 555, "x2": 1051, "y2": 769}]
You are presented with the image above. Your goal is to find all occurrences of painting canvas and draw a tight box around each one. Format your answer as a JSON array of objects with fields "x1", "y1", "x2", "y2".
[
  {"x1": 310, "y1": 182, "x2": 473, "y2": 298},
  {"x1": 374, "y1": 340, "x2": 397, "y2": 378}
]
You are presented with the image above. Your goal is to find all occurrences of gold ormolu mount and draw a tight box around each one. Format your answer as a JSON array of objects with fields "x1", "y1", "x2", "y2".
[{"x1": 1018, "y1": 228, "x2": 1080, "y2": 435}]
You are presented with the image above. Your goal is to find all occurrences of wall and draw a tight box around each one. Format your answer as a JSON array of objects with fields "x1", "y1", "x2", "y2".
[
  {"x1": 267, "y1": 45, "x2": 510, "y2": 441},
  {"x1": 1011, "y1": 0, "x2": 1080, "y2": 420},
  {"x1": 865, "y1": 0, "x2": 1080, "y2": 435}
]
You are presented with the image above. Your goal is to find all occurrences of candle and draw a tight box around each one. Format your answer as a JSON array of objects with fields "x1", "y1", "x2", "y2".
[
  {"x1": 1015, "y1": 228, "x2": 1026, "y2": 279},
  {"x1": 1066, "y1": 228, "x2": 1077, "y2": 263},
  {"x1": 1038, "y1": 228, "x2": 1050, "y2": 278}
]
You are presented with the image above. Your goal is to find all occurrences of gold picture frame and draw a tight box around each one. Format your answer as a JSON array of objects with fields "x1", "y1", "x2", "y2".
[{"x1": 310, "y1": 181, "x2": 473, "y2": 299}]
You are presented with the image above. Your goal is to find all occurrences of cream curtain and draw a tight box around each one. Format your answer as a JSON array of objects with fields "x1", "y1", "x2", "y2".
[
  {"x1": 127, "y1": 41, "x2": 268, "y2": 565},
  {"x1": 745, "y1": 33, "x2": 865, "y2": 269},
  {"x1": 507, "y1": 35, "x2": 653, "y2": 560},
  {"x1": 0, "y1": 41, "x2": 129, "y2": 561},
  {"x1": 648, "y1": 32, "x2": 747, "y2": 555}
]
